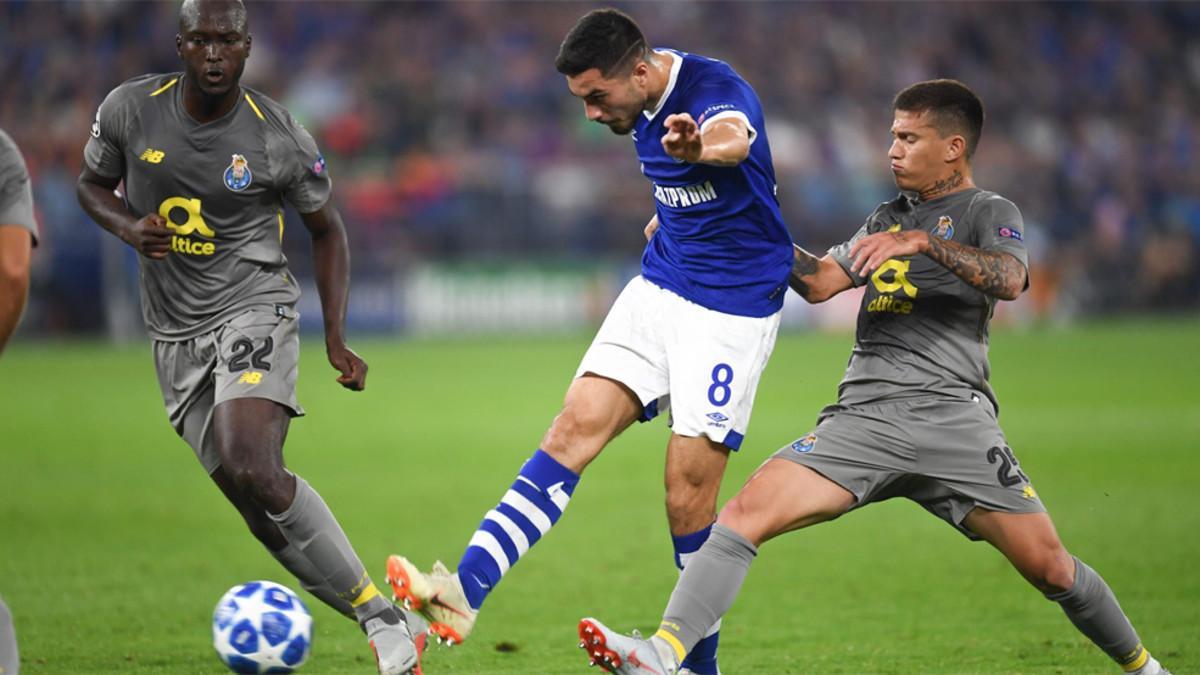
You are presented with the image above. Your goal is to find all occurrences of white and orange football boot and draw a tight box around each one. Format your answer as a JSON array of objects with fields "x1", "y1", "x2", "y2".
[{"x1": 386, "y1": 555, "x2": 477, "y2": 646}]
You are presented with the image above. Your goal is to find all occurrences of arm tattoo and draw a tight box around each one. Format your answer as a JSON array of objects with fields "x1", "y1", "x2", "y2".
[
  {"x1": 789, "y1": 245, "x2": 821, "y2": 298},
  {"x1": 925, "y1": 236, "x2": 1027, "y2": 300}
]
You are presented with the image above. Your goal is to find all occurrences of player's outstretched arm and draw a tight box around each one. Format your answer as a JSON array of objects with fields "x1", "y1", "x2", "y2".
[
  {"x1": 848, "y1": 229, "x2": 1027, "y2": 300},
  {"x1": 76, "y1": 167, "x2": 172, "y2": 259},
  {"x1": 300, "y1": 202, "x2": 368, "y2": 391},
  {"x1": 790, "y1": 244, "x2": 853, "y2": 303},
  {"x1": 662, "y1": 114, "x2": 750, "y2": 166}
]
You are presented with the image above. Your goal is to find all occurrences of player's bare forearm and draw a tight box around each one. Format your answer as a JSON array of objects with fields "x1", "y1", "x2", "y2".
[
  {"x1": 790, "y1": 244, "x2": 853, "y2": 303},
  {"x1": 850, "y1": 229, "x2": 1025, "y2": 301},
  {"x1": 697, "y1": 118, "x2": 749, "y2": 166},
  {"x1": 77, "y1": 167, "x2": 173, "y2": 258},
  {"x1": 698, "y1": 132, "x2": 749, "y2": 166},
  {"x1": 301, "y1": 202, "x2": 368, "y2": 390},
  {"x1": 76, "y1": 168, "x2": 135, "y2": 241},
  {"x1": 0, "y1": 277, "x2": 27, "y2": 355},
  {"x1": 301, "y1": 203, "x2": 351, "y2": 347},
  {"x1": 0, "y1": 227, "x2": 32, "y2": 355},
  {"x1": 789, "y1": 245, "x2": 820, "y2": 299},
  {"x1": 924, "y1": 236, "x2": 1027, "y2": 300},
  {"x1": 662, "y1": 115, "x2": 749, "y2": 166}
]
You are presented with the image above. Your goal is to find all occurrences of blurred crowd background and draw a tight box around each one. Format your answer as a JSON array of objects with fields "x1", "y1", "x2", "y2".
[{"x1": 2, "y1": 1, "x2": 1198, "y2": 338}]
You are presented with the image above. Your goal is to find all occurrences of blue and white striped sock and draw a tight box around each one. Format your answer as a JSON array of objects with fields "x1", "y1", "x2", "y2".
[
  {"x1": 674, "y1": 525, "x2": 721, "y2": 675},
  {"x1": 456, "y1": 449, "x2": 579, "y2": 610}
]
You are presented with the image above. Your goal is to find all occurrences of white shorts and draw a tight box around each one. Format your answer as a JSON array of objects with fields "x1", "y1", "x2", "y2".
[{"x1": 575, "y1": 276, "x2": 781, "y2": 450}]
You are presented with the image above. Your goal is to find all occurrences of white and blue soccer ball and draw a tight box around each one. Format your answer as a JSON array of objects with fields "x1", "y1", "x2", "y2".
[{"x1": 212, "y1": 580, "x2": 313, "y2": 673}]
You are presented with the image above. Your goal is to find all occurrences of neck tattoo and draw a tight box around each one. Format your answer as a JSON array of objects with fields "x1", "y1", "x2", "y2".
[{"x1": 920, "y1": 170, "x2": 964, "y2": 201}]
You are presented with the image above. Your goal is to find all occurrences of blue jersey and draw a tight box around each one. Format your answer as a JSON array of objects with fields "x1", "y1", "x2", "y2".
[{"x1": 635, "y1": 50, "x2": 793, "y2": 318}]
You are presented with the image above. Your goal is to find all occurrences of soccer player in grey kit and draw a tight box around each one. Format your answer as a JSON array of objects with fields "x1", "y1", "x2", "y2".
[
  {"x1": 579, "y1": 80, "x2": 1170, "y2": 675},
  {"x1": 1, "y1": 126, "x2": 40, "y2": 675},
  {"x1": 75, "y1": 2, "x2": 424, "y2": 673}
]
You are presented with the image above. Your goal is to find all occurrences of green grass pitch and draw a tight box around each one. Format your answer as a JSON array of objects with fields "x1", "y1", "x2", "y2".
[{"x1": 1, "y1": 318, "x2": 1197, "y2": 673}]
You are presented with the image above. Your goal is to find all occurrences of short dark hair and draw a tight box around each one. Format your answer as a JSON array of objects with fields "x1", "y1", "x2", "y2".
[
  {"x1": 179, "y1": 0, "x2": 248, "y2": 34},
  {"x1": 893, "y1": 79, "x2": 984, "y2": 158},
  {"x1": 554, "y1": 8, "x2": 647, "y2": 78}
]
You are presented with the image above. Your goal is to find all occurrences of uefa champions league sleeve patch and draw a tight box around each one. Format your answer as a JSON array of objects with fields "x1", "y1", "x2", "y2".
[
  {"x1": 224, "y1": 153, "x2": 253, "y2": 191},
  {"x1": 997, "y1": 226, "x2": 1023, "y2": 241}
]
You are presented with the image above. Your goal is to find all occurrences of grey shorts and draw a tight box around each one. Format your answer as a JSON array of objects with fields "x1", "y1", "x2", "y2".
[
  {"x1": 154, "y1": 305, "x2": 304, "y2": 474},
  {"x1": 771, "y1": 395, "x2": 1045, "y2": 540}
]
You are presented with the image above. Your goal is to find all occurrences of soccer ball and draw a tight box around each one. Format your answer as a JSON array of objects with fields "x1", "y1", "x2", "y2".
[{"x1": 212, "y1": 580, "x2": 313, "y2": 673}]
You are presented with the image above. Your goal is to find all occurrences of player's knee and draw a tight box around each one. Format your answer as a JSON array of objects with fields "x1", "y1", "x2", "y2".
[
  {"x1": 664, "y1": 470, "x2": 719, "y2": 535},
  {"x1": 225, "y1": 463, "x2": 290, "y2": 508},
  {"x1": 1038, "y1": 549, "x2": 1076, "y2": 594},
  {"x1": 717, "y1": 492, "x2": 754, "y2": 530},
  {"x1": 542, "y1": 405, "x2": 608, "y2": 462},
  {"x1": 716, "y1": 491, "x2": 780, "y2": 545},
  {"x1": 1027, "y1": 547, "x2": 1075, "y2": 595},
  {"x1": 664, "y1": 485, "x2": 711, "y2": 523}
]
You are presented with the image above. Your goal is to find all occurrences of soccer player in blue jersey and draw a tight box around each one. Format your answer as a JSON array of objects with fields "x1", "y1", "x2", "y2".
[
  {"x1": 576, "y1": 79, "x2": 1171, "y2": 675},
  {"x1": 386, "y1": 8, "x2": 792, "y2": 674}
]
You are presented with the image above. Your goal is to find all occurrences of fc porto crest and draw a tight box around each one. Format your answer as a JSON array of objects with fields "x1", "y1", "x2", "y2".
[
  {"x1": 933, "y1": 215, "x2": 955, "y2": 240},
  {"x1": 223, "y1": 153, "x2": 253, "y2": 191},
  {"x1": 790, "y1": 433, "x2": 817, "y2": 454}
]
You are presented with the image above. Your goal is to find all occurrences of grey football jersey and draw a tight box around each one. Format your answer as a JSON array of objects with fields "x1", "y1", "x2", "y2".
[
  {"x1": 84, "y1": 73, "x2": 332, "y2": 340},
  {"x1": 827, "y1": 188, "x2": 1028, "y2": 411},
  {"x1": 0, "y1": 128, "x2": 39, "y2": 243}
]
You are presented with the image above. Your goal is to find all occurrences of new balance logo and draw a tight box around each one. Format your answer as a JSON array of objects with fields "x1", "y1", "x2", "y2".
[
  {"x1": 139, "y1": 148, "x2": 165, "y2": 164},
  {"x1": 237, "y1": 371, "x2": 263, "y2": 385}
]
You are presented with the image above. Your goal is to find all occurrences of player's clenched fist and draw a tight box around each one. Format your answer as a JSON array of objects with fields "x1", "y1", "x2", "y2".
[
  {"x1": 121, "y1": 213, "x2": 173, "y2": 259},
  {"x1": 662, "y1": 113, "x2": 703, "y2": 163},
  {"x1": 327, "y1": 342, "x2": 368, "y2": 391}
]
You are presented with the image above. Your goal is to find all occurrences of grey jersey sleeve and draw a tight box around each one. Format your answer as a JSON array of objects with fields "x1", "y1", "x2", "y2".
[
  {"x1": 971, "y1": 195, "x2": 1029, "y2": 270},
  {"x1": 270, "y1": 114, "x2": 332, "y2": 214},
  {"x1": 84, "y1": 85, "x2": 136, "y2": 179},
  {"x1": 827, "y1": 219, "x2": 874, "y2": 288},
  {"x1": 0, "y1": 131, "x2": 38, "y2": 243}
]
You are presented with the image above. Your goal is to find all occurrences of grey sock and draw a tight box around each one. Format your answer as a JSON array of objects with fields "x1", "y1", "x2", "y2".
[
  {"x1": 1046, "y1": 557, "x2": 1146, "y2": 668},
  {"x1": 269, "y1": 475, "x2": 392, "y2": 625},
  {"x1": 270, "y1": 542, "x2": 355, "y2": 620},
  {"x1": 658, "y1": 524, "x2": 757, "y2": 661},
  {"x1": 0, "y1": 596, "x2": 19, "y2": 675}
]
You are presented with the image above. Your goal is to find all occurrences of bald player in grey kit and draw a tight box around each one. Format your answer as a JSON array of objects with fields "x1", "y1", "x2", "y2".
[
  {"x1": 579, "y1": 80, "x2": 1170, "y2": 675},
  {"x1": 1, "y1": 126, "x2": 40, "y2": 675},
  {"x1": 76, "y1": 1, "x2": 424, "y2": 673}
]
